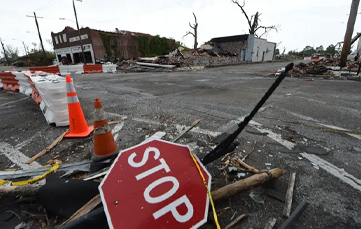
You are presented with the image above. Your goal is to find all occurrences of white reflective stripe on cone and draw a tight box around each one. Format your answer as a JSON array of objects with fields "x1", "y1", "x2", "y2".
[
  {"x1": 66, "y1": 82, "x2": 76, "y2": 93},
  {"x1": 94, "y1": 108, "x2": 105, "y2": 121},
  {"x1": 94, "y1": 124, "x2": 111, "y2": 134},
  {"x1": 67, "y1": 95, "x2": 79, "y2": 104}
]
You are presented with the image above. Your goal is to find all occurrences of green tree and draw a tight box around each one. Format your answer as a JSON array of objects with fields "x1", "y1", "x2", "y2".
[
  {"x1": 315, "y1": 45, "x2": 324, "y2": 53},
  {"x1": 325, "y1": 45, "x2": 336, "y2": 56},
  {"x1": 302, "y1": 46, "x2": 316, "y2": 55},
  {"x1": 4, "y1": 45, "x2": 19, "y2": 63}
]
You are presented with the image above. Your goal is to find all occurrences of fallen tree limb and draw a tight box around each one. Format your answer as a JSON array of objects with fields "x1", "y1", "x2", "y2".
[{"x1": 211, "y1": 168, "x2": 285, "y2": 202}]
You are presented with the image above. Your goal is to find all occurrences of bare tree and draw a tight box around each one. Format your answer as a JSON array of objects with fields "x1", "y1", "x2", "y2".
[
  {"x1": 183, "y1": 12, "x2": 198, "y2": 50},
  {"x1": 231, "y1": 0, "x2": 278, "y2": 38},
  {"x1": 339, "y1": 0, "x2": 360, "y2": 67}
]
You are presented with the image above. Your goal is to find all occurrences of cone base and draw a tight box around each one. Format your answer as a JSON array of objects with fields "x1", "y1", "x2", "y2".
[
  {"x1": 91, "y1": 150, "x2": 119, "y2": 162},
  {"x1": 65, "y1": 126, "x2": 94, "y2": 138}
]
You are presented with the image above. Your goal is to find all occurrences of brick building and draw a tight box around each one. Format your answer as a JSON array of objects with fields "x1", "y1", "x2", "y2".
[
  {"x1": 51, "y1": 27, "x2": 178, "y2": 64},
  {"x1": 207, "y1": 34, "x2": 276, "y2": 62}
]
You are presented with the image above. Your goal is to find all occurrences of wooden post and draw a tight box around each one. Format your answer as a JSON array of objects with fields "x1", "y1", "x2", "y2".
[
  {"x1": 283, "y1": 172, "x2": 296, "y2": 218},
  {"x1": 212, "y1": 168, "x2": 285, "y2": 202},
  {"x1": 340, "y1": 0, "x2": 360, "y2": 67}
]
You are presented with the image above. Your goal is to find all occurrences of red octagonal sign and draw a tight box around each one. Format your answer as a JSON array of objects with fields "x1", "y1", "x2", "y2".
[{"x1": 99, "y1": 139, "x2": 211, "y2": 229}]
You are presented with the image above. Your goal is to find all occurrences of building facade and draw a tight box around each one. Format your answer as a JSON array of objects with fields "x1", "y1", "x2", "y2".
[
  {"x1": 51, "y1": 27, "x2": 177, "y2": 64},
  {"x1": 208, "y1": 34, "x2": 276, "y2": 62}
]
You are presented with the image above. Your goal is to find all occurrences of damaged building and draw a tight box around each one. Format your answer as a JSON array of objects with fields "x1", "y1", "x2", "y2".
[
  {"x1": 51, "y1": 26, "x2": 178, "y2": 64},
  {"x1": 202, "y1": 34, "x2": 276, "y2": 62}
]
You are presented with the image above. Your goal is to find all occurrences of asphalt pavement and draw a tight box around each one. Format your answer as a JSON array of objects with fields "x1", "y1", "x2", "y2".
[{"x1": 0, "y1": 61, "x2": 360, "y2": 228}]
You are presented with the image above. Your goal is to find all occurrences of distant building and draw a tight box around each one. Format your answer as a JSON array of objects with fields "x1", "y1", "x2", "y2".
[
  {"x1": 202, "y1": 34, "x2": 276, "y2": 62},
  {"x1": 51, "y1": 27, "x2": 178, "y2": 64}
]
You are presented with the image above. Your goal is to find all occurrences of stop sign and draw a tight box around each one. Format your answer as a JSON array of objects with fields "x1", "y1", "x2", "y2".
[{"x1": 98, "y1": 139, "x2": 211, "y2": 229}]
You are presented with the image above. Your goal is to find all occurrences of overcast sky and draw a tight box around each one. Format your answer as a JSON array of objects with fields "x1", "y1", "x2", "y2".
[{"x1": 0, "y1": 0, "x2": 360, "y2": 55}]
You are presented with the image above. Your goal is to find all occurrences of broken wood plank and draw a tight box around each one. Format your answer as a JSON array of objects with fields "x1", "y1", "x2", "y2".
[
  {"x1": 283, "y1": 172, "x2": 296, "y2": 218},
  {"x1": 211, "y1": 168, "x2": 285, "y2": 202},
  {"x1": 224, "y1": 214, "x2": 247, "y2": 229},
  {"x1": 136, "y1": 62, "x2": 176, "y2": 68},
  {"x1": 264, "y1": 217, "x2": 277, "y2": 229},
  {"x1": 61, "y1": 194, "x2": 102, "y2": 226},
  {"x1": 26, "y1": 131, "x2": 68, "y2": 164},
  {"x1": 172, "y1": 119, "x2": 201, "y2": 143}
]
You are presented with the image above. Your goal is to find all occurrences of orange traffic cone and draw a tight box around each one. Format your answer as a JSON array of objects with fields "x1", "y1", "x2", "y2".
[
  {"x1": 93, "y1": 98, "x2": 118, "y2": 161},
  {"x1": 64, "y1": 75, "x2": 94, "y2": 137}
]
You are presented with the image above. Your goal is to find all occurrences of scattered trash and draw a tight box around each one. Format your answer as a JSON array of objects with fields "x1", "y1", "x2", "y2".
[
  {"x1": 237, "y1": 172, "x2": 247, "y2": 179},
  {"x1": 228, "y1": 166, "x2": 239, "y2": 173},
  {"x1": 249, "y1": 192, "x2": 265, "y2": 204},
  {"x1": 265, "y1": 163, "x2": 272, "y2": 169},
  {"x1": 271, "y1": 58, "x2": 361, "y2": 80}
]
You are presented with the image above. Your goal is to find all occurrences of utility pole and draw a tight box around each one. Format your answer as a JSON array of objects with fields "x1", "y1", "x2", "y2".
[
  {"x1": 73, "y1": 0, "x2": 86, "y2": 64},
  {"x1": 340, "y1": 0, "x2": 360, "y2": 68},
  {"x1": 26, "y1": 12, "x2": 46, "y2": 59},
  {"x1": 0, "y1": 38, "x2": 10, "y2": 65}
]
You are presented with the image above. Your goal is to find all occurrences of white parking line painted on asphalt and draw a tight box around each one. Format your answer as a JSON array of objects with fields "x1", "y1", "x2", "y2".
[
  {"x1": 285, "y1": 110, "x2": 361, "y2": 140},
  {"x1": 301, "y1": 153, "x2": 361, "y2": 192},
  {"x1": 175, "y1": 125, "x2": 221, "y2": 138},
  {"x1": 15, "y1": 131, "x2": 43, "y2": 150},
  {"x1": 105, "y1": 112, "x2": 127, "y2": 120},
  {"x1": 235, "y1": 117, "x2": 296, "y2": 150},
  {"x1": 0, "y1": 97, "x2": 29, "y2": 107},
  {"x1": 318, "y1": 123, "x2": 361, "y2": 140},
  {"x1": 252, "y1": 125, "x2": 296, "y2": 150},
  {"x1": 0, "y1": 142, "x2": 41, "y2": 170},
  {"x1": 132, "y1": 117, "x2": 221, "y2": 138},
  {"x1": 132, "y1": 118, "x2": 162, "y2": 126},
  {"x1": 143, "y1": 131, "x2": 167, "y2": 143},
  {"x1": 111, "y1": 122, "x2": 124, "y2": 142},
  {"x1": 286, "y1": 111, "x2": 318, "y2": 122}
]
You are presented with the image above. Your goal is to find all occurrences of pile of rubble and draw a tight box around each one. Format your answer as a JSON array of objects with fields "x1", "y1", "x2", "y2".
[
  {"x1": 274, "y1": 58, "x2": 361, "y2": 80},
  {"x1": 117, "y1": 48, "x2": 242, "y2": 72}
]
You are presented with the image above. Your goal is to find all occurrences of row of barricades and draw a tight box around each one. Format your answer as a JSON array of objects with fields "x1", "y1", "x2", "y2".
[
  {"x1": 0, "y1": 71, "x2": 69, "y2": 127},
  {"x1": 0, "y1": 72, "x2": 20, "y2": 92},
  {"x1": 1, "y1": 72, "x2": 119, "y2": 161},
  {"x1": 29, "y1": 64, "x2": 117, "y2": 75}
]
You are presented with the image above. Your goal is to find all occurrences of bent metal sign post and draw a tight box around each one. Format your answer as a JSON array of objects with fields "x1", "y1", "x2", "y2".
[{"x1": 99, "y1": 139, "x2": 211, "y2": 229}]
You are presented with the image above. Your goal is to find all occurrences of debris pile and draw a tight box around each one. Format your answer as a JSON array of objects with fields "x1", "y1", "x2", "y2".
[
  {"x1": 117, "y1": 48, "x2": 243, "y2": 72},
  {"x1": 0, "y1": 63, "x2": 310, "y2": 229},
  {"x1": 273, "y1": 58, "x2": 361, "y2": 80}
]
